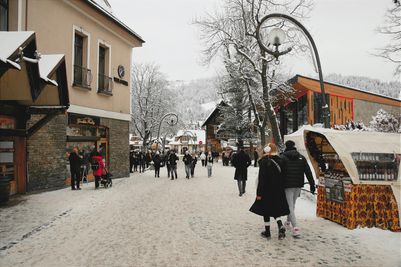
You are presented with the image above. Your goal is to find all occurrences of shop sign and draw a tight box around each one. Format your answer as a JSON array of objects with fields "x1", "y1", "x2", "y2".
[
  {"x1": 68, "y1": 114, "x2": 100, "y2": 126},
  {"x1": 325, "y1": 178, "x2": 345, "y2": 203},
  {"x1": 342, "y1": 179, "x2": 353, "y2": 193},
  {"x1": 0, "y1": 116, "x2": 16, "y2": 129}
]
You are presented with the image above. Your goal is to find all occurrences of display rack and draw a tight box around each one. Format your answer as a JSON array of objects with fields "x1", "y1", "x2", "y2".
[{"x1": 352, "y1": 153, "x2": 399, "y2": 182}]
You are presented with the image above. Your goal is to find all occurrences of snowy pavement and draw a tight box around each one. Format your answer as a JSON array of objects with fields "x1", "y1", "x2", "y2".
[{"x1": 0, "y1": 162, "x2": 400, "y2": 267}]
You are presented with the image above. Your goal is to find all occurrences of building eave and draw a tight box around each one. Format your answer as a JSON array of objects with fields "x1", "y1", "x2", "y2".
[{"x1": 84, "y1": 0, "x2": 145, "y2": 44}]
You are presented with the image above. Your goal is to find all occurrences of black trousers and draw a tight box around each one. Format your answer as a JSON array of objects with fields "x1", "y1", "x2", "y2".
[
  {"x1": 71, "y1": 169, "x2": 81, "y2": 189},
  {"x1": 155, "y1": 166, "x2": 160, "y2": 177},
  {"x1": 237, "y1": 180, "x2": 246, "y2": 194},
  {"x1": 95, "y1": 176, "x2": 101, "y2": 188},
  {"x1": 190, "y1": 165, "x2": 196, "y2": 177},
  {"x1": 201, "y1": 160, "x2": 205, "y2": 167}
]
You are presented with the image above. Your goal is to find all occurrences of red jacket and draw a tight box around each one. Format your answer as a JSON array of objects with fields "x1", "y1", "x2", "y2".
[{"x1": 92, "y1": 155, "x2": 105, "y2": 176}]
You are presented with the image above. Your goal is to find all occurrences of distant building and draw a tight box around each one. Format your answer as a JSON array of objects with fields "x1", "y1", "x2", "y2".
[{"x1": 169, "y1": 130, "x2": 206, "y2": 154}]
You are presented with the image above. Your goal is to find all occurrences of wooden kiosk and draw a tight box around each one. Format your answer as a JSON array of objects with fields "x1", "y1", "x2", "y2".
[{"x1": 285, "y1": 126, "x2": 401, "y2": 231}]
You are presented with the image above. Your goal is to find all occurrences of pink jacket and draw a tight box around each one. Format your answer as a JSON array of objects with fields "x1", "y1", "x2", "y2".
[{"x1": 92, "y1": 155, "x2": 105, "y2": 176}]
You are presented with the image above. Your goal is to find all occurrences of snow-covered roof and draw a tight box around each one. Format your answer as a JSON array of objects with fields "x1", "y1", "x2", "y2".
[
  {"x1": 0, "y1": 31, "x2": 35, "y2": 69},
  {"x1": 292, "y1": 74, "x2": 401, "y2": 103},
  {"x1": 201, "y1": 100, "x2": 228, "y2": 127},
  {"x1": 85, "y1": 0, "x2": 144, "y2": 43},
  {"x1": 38, "y1": 54, "x2": 64, "y2": 86}
]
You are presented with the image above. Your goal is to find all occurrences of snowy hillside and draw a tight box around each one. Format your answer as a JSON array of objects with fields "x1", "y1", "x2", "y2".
[
  {"x1": 325, "y1": 73, "x2": 401, "y2": 99},
  {"x1": 168, "y1": 78, "x2": 218, "y2": 126}
]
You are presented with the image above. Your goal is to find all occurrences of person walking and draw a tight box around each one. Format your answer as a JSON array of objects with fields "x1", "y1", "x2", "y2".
[
  {"x1": 168, "y1": 150, "x2": 179, "y2": 180},
  {"x1": 200, "y1": 152, "x2": 206, "y2": 167},
  {"x1": 249, "y1": 143, "x2": 289, "y2": 240},
  {"x1": 68, "y1": 147, "x2": 83, "y2": 190},
  {"x1": 183, "y1": 151, "x2": 193, "y2": 179},
  {"x1": 190, "y1": 153, "x2": 198, "y2": 178},
  {"x1": 165, "y1": 150, "x2": 171, "y2": 178},
  {"x1": 206, "y1": 152, "x2": 213, "y2": 177},
  {"x1": 139, "y1": 152, "x2": 146, "y2": 173},
  {"x1": 281, "y1": 140, "x2": 316, "y2": 238},
  {"x1": 153, "y1": 151, "x2": 162, "y2": 178},
  {"x1": 254, "y1": 149, "x2": 259, "y2": 167},
  {"x1": 133, "y1": 151, "x2": 139, "y2": 172},
  {"x1": 231, "y1": 145, "x2": 251, "y2": 196},
  {"x1": 129, "y1": 150, "x2": 134, "y2": 173},
  {"x1": 91, "y1": 150, "x2": 105, "y2": 189}
]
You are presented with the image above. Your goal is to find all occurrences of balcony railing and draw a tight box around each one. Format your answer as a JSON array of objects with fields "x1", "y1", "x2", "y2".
[
  {"x1": 98, "y1": 73, "x2": 113, "y2": 95},
  {"x1": 73, "y1": 65, "x2": 92, "y2": 89}
]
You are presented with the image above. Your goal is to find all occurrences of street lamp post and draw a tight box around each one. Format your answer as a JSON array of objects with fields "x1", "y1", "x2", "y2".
[
  {"x1": 156, "y1": 112, "x2": 178, "y2": 151},
  {"x1": 256, "y1": 13, "x2": 330, "y2": 128}
]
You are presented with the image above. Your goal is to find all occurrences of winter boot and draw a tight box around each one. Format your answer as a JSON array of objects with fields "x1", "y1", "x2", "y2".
[
  {"x1": 277, "y1": 220, "x2": 286, "y2": 240},
  {"x1": 261, "y1": 225, "x2": 271, "y2": 239},
  {"x1": 292, "y1": 227, "x2": 301, "y2": 238}
]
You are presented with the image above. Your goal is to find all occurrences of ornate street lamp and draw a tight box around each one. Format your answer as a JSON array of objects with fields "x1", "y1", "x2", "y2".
[
  {"x1": 256, "y1": 13, "x2": 330, "y2": 128},
  {"x1": 156, "y1": 112, "x2": 178, "y2": 151}
]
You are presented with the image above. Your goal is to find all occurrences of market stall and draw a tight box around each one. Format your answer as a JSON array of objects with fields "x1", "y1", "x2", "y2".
[{"x1": 285, "y1": 126, "x2": 401, "y2": 231}]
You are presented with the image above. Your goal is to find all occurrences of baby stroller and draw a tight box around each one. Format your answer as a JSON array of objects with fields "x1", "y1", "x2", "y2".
[{"x1": 100, "y1": 170, "x2": 113, "y2": 188}]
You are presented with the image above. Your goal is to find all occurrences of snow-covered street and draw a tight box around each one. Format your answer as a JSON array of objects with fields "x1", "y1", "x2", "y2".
[{"x1": 0, "y1": 162, "x2": 400, "y2": 267}]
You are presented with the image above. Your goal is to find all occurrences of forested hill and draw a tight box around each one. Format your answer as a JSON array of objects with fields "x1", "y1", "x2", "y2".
[
  {"x1": 324, "y1": 73, "x2": 401, "y2": 99},
  {"x1": 168, "y1": 78, "x2": 218, "y2": 126}
]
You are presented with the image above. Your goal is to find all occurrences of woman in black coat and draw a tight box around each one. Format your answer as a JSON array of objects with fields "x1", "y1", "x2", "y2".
[
  {"x1": 231, "y1": 147, "x2": 251, "y2": 196},
  {"x1": 250, "y1": 143, "x2": 289, "y2": 240}
]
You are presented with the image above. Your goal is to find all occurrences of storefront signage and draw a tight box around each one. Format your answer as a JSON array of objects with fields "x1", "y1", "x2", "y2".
[
  {"x1": 68, "y1": 114, "x2": 99, "y2": 126},
  {"x1": 0, "y1": 116, "x2": 16, "y2": 129},
  {"x1": 325, "y1": 178, "x2": 345, "y2": 203}
]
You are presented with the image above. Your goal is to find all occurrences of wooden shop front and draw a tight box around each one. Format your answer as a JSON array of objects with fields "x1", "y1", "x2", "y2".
[{"x1": 285, "y1": 126, "x2": 400, "y2": 231}]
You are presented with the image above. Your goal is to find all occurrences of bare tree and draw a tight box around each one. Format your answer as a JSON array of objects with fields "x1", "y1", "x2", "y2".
[
  {"x1": 195, "y1": 0, "x2": 311, "y2": 149},
  {"x1": 131, "y1": 63, "x2": 172, "y2": 149},
  {"x1": 377, "y1": 2, "x2": 401, "y2": 77}
]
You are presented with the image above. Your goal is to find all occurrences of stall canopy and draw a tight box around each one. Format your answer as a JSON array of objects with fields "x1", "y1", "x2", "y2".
[
  {"x1": 285, "y1": 125, "x2": 401, "y2": 224},
  {"x1": 285, "y1": 125, "x2": 401, "y2": 184}
]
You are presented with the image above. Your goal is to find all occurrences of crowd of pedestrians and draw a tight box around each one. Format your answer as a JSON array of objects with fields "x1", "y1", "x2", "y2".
[{"x1": 68, "y1": 139, "x2": 314, "y2": 242}]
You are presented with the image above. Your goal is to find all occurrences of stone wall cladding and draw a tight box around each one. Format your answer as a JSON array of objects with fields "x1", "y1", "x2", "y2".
[
  {"x1": 353, "y1": 99, "x2": 400, "y2": 125},
  {"x1": 101, "y1": 118, "x2": 129, "y2": 179},
  {"x1": 27, "y1": 114, "x2": 68, "y2": 191}
]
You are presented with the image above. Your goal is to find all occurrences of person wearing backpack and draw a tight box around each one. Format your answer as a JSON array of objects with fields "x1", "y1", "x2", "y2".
[
  {"x1": 249, "y1": 143, "x2": 289, "y2": 240},
  {"x1": 91, "y1": 151, "x2": 105, "y2": 189},
  {"x1": 281, "y1": 140, "x2": 315, "y2": 238}
]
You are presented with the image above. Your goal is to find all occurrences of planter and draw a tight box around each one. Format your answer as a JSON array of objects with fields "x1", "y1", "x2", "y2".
[{"x1": 0, "y1": 177, "x2": 11, "y2": 203}]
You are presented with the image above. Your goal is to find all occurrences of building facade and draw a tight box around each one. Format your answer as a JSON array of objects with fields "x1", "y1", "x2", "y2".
[
  {"x1": 202, "y1": 75, "x2": 401, "y2": 150},
  {"x1": 1, "y1": 0, "x2": 144, "y2": 193}
]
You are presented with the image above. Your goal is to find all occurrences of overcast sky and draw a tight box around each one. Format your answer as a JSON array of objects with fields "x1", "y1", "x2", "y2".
[{"x1": 108, "y1": 0, "x2": 398, "y2": 82}]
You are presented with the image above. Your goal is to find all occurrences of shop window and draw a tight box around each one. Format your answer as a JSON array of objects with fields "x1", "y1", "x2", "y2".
[
  {"x1": 314, "y1": 92, "x2": 330, "y2": 124},
  {"x1": 97, "y1": 43, "x2": 112, "y2": 95},
  {"x1": 73, "y1": 31, "x2": 91, "y2": 88},
  {"x1": 297, "y1": 94, "x2": 308, "y2": 128},
  {"x1": 0, "y1": 141, "x2": 14, "y2": 181},
  {"x1": 0, "y1": 0, "x2": 7, "y2": 31}
]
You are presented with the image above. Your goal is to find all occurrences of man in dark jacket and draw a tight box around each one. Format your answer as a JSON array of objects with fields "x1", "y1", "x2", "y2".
[
  {"x1": 153, "y1": 151, "x2": 162, "y2": 178},
  {"x1": 281, "y1": 140, "x2": 315, "y2": 238},
  {"x1": 168, "y1": 150, "x2": 179, "y2": 180},
  {"x1": 231, "y1": 145, "x2": 251, "y2": 196},
  {"x1": 68, "y1": 147, "x2": 83, "y2": 190},
  {"x1": 183, "y1": 151, "x2": 193, "y2": 179}
]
